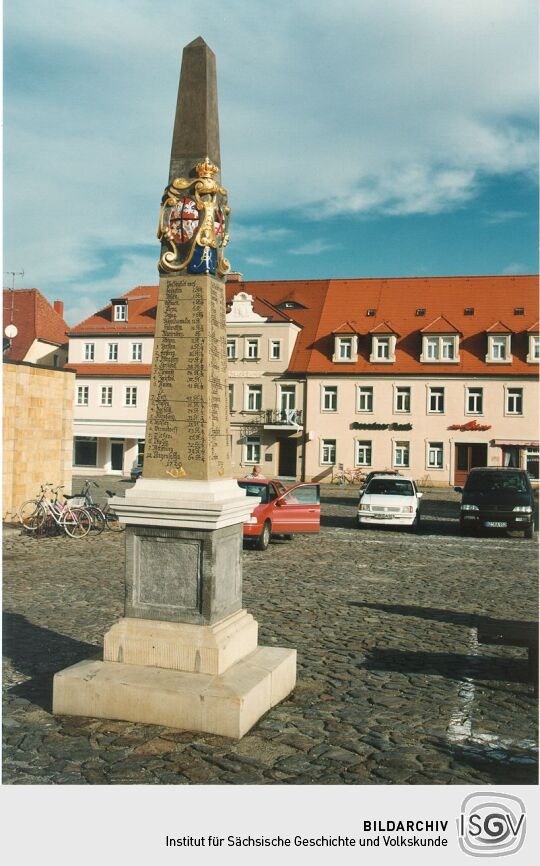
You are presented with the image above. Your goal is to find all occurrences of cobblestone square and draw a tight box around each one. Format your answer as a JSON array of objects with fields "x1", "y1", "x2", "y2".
[{"x1": 2, "y1": 478, "x2": 538, "y2": 785}]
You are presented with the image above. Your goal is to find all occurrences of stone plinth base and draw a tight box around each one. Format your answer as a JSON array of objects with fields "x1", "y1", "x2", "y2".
[
  {"x1": 53, "y1": 646, "x2": 296, "y2": 739},
  {"x1": 103, "y1": 610, "x2": 258, "y2": 675}
]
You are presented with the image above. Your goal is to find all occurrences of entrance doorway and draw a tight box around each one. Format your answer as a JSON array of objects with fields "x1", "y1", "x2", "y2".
[
  {"x1": 111, "y1": 441, "x2": 124, "y2": 472},
  {"x1": 454, "y1": 442, "x2": 488, "y2": 486},
  {"x1": 278, "y1": 438, "x2": 297, "y2": 478}
]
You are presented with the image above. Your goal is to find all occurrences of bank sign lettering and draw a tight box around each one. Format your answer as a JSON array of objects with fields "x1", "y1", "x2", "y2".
[{"x1": 458, "y1": 793, "x2": 526, "y2": 857}]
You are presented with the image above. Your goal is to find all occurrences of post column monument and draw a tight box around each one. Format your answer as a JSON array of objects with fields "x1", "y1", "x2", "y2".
[{"x1": 53, "y1": 37, "x2": 297, "y2": 739}]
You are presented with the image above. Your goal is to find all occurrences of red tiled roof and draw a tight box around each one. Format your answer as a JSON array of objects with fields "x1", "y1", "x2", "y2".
[
  {"x1": 65, "y1": 364, "x2": 152, "y2": 377},
  {"x1": 68, "y1": 286, "x2": 157, "y2": 335},
  {"x1": 69, "y1": 274, "x2": 539, "y2": 376},
  {"x1": 486, "y1": 320, "x2": 514, "y2": 334},
  {"x1": 3, "y1": 288, "x2": 69, "y2": 361},
  {"x1": 369, "y1": 320, "x2": 399, "y2": 336},
  {"x1": 420, "y1": 315, "x2": 462, "y2": 334},
  {"x1": 332, "y1": 321, "x2": 359, "y2": 334}
]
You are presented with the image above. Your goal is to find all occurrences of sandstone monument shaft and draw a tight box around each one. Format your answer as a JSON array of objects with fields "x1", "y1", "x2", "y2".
[{"x1": 143, "y1": 272, "x2": 231, "y2": 480}]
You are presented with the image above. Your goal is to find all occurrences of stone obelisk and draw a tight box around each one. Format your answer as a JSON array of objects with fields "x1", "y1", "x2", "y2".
[{"x1": 52, "y1": 38, "x2": 296, "y2": 739}]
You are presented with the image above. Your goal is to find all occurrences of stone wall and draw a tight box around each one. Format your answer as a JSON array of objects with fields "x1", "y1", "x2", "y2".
[{"x1": 3, "y1": 361, "x2": 74, "y2": 520}]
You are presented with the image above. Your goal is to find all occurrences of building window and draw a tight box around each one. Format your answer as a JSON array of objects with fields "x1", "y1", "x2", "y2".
[
  {"x1": 369, "y1": 334, "x2": 396, "y2": 363},
  {"x1": 338, "y1": 337, "x2": 352, "y2": 359},
  {"x1": 375, "y1": 337, "x2": 390, "y2": 359},
  {"x1": 246, "y1": 384, "x2": 262, "y2": 411},
  {"x1": 427, "y1": 442, "x2": 444, "y2": 469},
  {"x1": 441, "y1": 337, "x2": 456, "y2": 360},
  {"x1": 228, "y1": 383, "x2": 234, "y2": 412},
  {"x1": 357, "y1": 386, "x2": 373, "y2": 412},
  {"x1": 486, "y1": 334, "x2": 511, "y2": 362},
  {"x1": 131, "y1": 342, "x2": 143, "y2": 362},
  {"x1": 322, "y1": 386, "x2": 338, "y2": 411},
  {"x1": 246, "y1": 338, "x2": 260, "y2": 359},
  {"x1": 76, "y1": 385, "x2": 89, "y2": 406},
  {"x1": 226, "y1": 339, "x2": 237, "y2": 360},
  {"x1": 321, "y1": 439, "x2": 336, "y2": 465},
  {"x1": 124, "y1": 386, "x2": 137, "y2": 407},
  {"x1": 394, "y1": 441, "x2": 410, "y2": 468},
  {"x1": 333, "y1": 335, "x2": 357, "y2": 362},
  {"x1": 270, "y1": 340, "x2": 281, "y2": 360},
  {"x1": 356, "y1": 440, "x2": 372, "y2": 466},
  {"x1": 100, "y1": 386, "x2": 113, "y2": 406},
  {"x1": 422, "y1": 335, "x2": 458, "y2": 362},
  {"x1": 466, "y1": 387, "x2": 483, "y2": 414},
  {"x1": 395, "y1": 386, "x2": 411, "y2": 413},
  {"x1": 84, "y1": 343, "x2": 95, "y2": 361},
  {"x1": 506, "y1": 387, "x2": 523, "y2": 415},
  {"x1": 526, "y1": 448, "x2": 539, "y2": 479},
  {"x1": 73, "y1": 436, "x2": 97, "y2": 467},
  {"x1": 245, "y1": 435, "x2": 260, "y2": 463},
  {"x1": 108, "y1": 343, "x2": 118, "y2": 361},
  {"x1": 527, "y1": 335, "x2": 540, "y2": 363},
  {"x1": 113, "y1": 304, "x2": 127, "y2": 322},
  {"x1": 428, "y1": 386, "x2": 445, "y2": 413},
  {"x1": 137, "y1": 439, "x2": 145, "y2": 468},
  {"x1": 279, "y1": 385, "x2": 296, "y2": 416}
]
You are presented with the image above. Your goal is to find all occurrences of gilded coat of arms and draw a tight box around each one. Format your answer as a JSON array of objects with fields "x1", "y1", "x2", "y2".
[{"x1": 158, "y1": 157, "x2": 230, "y2": 276}]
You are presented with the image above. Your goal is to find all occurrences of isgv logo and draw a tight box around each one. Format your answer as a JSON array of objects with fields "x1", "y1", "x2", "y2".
[{"x1": 458, "y1": 793, "x2": 526, "y2": 857}]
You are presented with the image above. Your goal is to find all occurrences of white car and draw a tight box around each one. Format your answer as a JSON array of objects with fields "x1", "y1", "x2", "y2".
[{"x1": 357, "y1": 473, "x2": 422, "y2": 531}]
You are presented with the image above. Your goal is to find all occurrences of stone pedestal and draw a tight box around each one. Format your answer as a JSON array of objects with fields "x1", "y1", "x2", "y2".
[{"x1": 52, "y1": 481, "x2": 297, "y2": 738}]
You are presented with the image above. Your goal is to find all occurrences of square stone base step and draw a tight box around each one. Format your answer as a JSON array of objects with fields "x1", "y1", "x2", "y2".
[{"x1": 52, "y1": 646, "x2": 296, "y2": 739}]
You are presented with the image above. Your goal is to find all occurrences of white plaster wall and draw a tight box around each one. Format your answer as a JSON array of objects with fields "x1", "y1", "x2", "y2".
[{"x1": 303, "y1": 376, "x2": 539, "y2": 484}]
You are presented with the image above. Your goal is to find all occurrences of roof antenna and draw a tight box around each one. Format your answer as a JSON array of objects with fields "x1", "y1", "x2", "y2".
[
  {"x1": 4, "y1": 269, "x2": 24, "y2": 290},
  {"x1": 4, "y1": 270, "x2": 24, "y2": 325}
]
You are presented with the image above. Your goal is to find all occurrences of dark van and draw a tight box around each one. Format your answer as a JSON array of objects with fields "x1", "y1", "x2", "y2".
[{"x1": 456, "y1": 467, "x2": 536, "y2": 538}]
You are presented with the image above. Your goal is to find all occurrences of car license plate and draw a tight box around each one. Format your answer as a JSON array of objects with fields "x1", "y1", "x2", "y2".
[
  {"x1": 484, "y1": 521, "x2": 507, "y2": 528},
  {"x1": 374, "y1": 514, "x2": 393, "y2": 519}
]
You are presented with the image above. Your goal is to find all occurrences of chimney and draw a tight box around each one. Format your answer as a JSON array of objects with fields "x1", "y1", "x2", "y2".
[
  {"x1": 226, "y1": 272, "x2": 243, "y2": 282},
  {"x1": 54, "y1": 300, "x2": 64, "y2": 318}
]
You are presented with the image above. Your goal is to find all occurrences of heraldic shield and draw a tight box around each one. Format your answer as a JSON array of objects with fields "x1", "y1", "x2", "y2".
[{"x1": 158, "y1": 156, "x2": 230, "y2": 276}]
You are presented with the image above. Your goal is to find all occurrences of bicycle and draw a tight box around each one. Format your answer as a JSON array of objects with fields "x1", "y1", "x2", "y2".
[
  {"x1": 19, "y1": 485, "x2": 92, "y2": 538},
  {"x1": 66, "y1": 479, "x2": 124, "y2": 532},
  {"x1": 64, "y1": 481, "x2": 106, "y2": 534},
  {"x1": 332, "y1": 466, "x2": 366, "y2": 485}
]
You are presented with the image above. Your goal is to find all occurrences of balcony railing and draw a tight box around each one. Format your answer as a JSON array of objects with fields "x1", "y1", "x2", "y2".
[{"x1": 263, "y1": 409, "x2": 303, "y2": 427}]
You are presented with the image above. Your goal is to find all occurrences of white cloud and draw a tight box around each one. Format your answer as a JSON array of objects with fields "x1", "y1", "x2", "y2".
[
  {"x1": 3, "y1": 0, "x2": 537, "y2": 310},
  {"x1": 242, "y1": 255, "x2": 273, "y2": 266},
  {"x1": 289, "y1": 239, "x2": 336, "y2": 256},
  {"x1": 501, "y1": 262, "x2": 529, "y2": 275},
  {"x1": 485, "y1": 210, "x2": 526, "y2": 224}
]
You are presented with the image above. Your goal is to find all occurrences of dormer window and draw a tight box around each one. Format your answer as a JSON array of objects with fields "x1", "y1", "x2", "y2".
[
  {"x1": 369, "y1": 334, "x2": 396, "y2": 363},
  {"x1": 485, "y1": 321, "x2": 513, "y2": 363},
  {"x1": 375, "y1": 336, "x2": 390, "y2": 360},
  {"x1": 421, "y1": 335, "x2": 458, "y2": 361},
  {"x1": 527, "y1": 334, "x2": 540, "y2": 363},
  {"x1": 419, "y1": 316, "x2": 461, "y2": 363},
  {"x1": 490, "y1": 336, "x2": 508, "y2": 360},
  {"x1": 332, "y1": 335, "x2": 358, "y2": 363},
  {"x1": 113, "y1": 301, "x2": 128, "y2": 322},
  {"x1": 332, "y1": 323, "x2": 359, "y2": 363},
  {"x1": 368, "y1": 322, "x2": 398, "y2": 363}
]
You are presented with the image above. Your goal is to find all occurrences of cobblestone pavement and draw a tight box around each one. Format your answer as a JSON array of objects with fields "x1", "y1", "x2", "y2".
[{"x1": 3, "y1": 477, "x2": 538, "y2": 785}]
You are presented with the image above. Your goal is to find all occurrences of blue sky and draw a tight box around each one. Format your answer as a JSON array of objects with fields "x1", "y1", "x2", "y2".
[{"x1": 3, "y1": 0, "x2": 538, "y2": 325}]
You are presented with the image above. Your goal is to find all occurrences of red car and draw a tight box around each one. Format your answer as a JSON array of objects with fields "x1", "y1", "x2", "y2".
[{"x1": 238, "y1": 479, "x2": 321, "y2": 550}]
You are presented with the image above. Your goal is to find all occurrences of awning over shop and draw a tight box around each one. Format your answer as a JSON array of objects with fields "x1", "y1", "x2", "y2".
[{"x1": 491, "y1": 439, "x2": 539, "y2": 448}]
